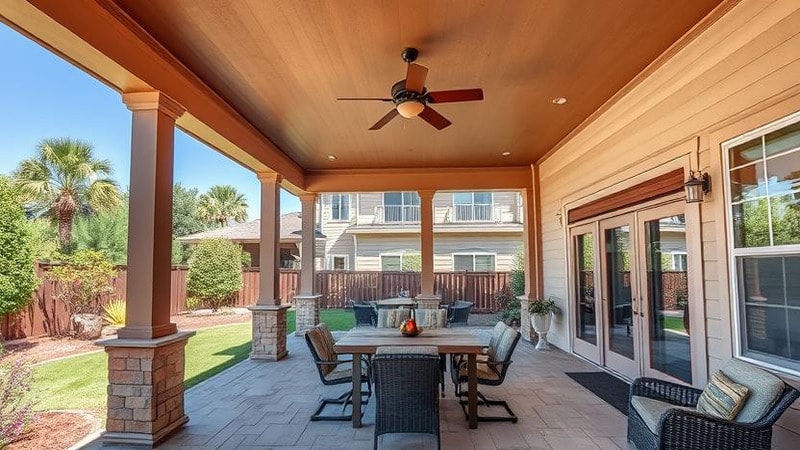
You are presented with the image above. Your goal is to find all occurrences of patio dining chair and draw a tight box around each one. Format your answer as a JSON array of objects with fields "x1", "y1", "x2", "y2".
[
  {"x1": 415, "y1": 308, "x2": 449, "y2": 397},
  {"x1": 628, "y1": 359, "x2": 800, "y2": 450},
  {"x1": 450, "y1": 321, "x2": 521, "y2": 423},
  {"x1": 448, "y1": 300, "x2": 473, "y2": 327},
  {"x1": 376, "y1": 307, "x2": 411, "y2": 328},
  {"x1": 304, "y1": 323, "x2": 372, "y2": 421},
  {"x1": 372, "y1": 346, "x2": 441, "y2": 450},
  {"x1": 351, "y1": 300, "x2": 377, "y2": 327}
]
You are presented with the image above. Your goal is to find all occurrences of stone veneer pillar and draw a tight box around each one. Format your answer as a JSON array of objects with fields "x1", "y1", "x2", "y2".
[
  {"x1": 294, "y1": 193, "x2": 322, "y2": 336},
  {"x1": 249, "y1": 172, "x2": 290, "y2": 360},
  {"x1": 98, "y1": 91, "x2": 195, "y2": 446}
]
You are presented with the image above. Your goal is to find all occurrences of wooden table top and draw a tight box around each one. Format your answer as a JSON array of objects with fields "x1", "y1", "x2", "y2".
[
  {"x1": 334, "y1": 328, "x2": 486, "y2": 354},
  {"x1": 375, "y1": 298, "x2": 417, "y2": 306}
]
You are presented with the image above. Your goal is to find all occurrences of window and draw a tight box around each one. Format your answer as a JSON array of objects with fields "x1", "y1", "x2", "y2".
[
  {"x1": 327, "y1": 255, "x2": 348, "y2": 270},
  {"x1": 453, "y1": 192, "x2": 493, "y2": 221},
  {"x1": 453, "y1": 254, "x2": 496, "y2": 272},
  {"x1": 383, "y1": 192, "x2": 420, "y2": 222},
  {"x1": 330, "y1": 194, "x2": 350, "y2": 221},
  {"x1": 381, "y1": 255, "x2": 402, "y2": 271},
  {"x1": 724, "y1": 113, "x2": 800, "y2": 374}
]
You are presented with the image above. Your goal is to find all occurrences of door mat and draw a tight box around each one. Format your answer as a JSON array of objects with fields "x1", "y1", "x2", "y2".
[{"x1": 566, "y1": 371, "x2": 630, "y2": 415}]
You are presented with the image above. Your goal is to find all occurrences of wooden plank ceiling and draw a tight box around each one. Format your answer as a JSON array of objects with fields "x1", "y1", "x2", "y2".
[{"x1": 113, "y1": 0, "x2": 723, "y2": 171}]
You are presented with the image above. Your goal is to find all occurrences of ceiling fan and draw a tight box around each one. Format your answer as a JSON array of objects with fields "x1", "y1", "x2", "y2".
[{"x1": 337, "y1": 47, "x2": 484, "y2": 130}]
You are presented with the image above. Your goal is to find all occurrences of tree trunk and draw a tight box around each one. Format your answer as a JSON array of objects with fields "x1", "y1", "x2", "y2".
[{"x1": 57, "y1": 203, "x2": 75, "y2": 251}]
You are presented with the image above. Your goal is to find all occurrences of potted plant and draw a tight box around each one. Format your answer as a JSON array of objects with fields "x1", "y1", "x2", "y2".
[{"x1": 528, "y1": 298, "x2": 558, "y2": 350}]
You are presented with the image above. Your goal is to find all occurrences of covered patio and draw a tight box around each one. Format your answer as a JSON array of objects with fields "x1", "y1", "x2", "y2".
[
  {"x1": 3, "y1": 0, "x2": 800, "y2": 448},
  {"x1": 109, "y1": 330, "x2": 626, "y2": 450}
]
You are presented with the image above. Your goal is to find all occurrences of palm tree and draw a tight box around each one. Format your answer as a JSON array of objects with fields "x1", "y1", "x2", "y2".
[
  {"x1": 13, "y1": 138, "x2": 121, "y2": 250},
  {"x1": 198, "y1": 185, "x2": 248, "y2": 228}
]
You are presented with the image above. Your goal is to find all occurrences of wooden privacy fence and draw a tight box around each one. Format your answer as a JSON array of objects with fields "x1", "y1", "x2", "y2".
[{"x1": 1, "y1": 265, "x2": 508, "y2": 340}]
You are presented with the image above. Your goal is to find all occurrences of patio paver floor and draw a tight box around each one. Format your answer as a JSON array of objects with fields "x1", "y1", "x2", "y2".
[{"x1": 98, "y1": 328, "x2": 628, "y2": 449}]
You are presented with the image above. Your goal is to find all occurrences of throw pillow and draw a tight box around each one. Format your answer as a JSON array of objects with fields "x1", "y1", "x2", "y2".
[{"x1": 697, "y1": 370, "x2": 750, "y2": 420}]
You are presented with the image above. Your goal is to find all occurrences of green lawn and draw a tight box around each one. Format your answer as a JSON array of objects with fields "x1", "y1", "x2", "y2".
[
  {"x1": 662, "y1": 315, "x2": 686, "y2": 332},
  {"x1": 30, "y1": 308, "x2": 354, "y2": 412}
]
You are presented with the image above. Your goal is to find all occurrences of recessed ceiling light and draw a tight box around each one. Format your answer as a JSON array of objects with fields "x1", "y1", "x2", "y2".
[
  {"x1": 327, "y1": 155, "x2": 337, "y2": 160},
  {"x1": 552, "y1": 97, "x2": 567, "y2": 105},
  {"x1": 501, "y1": 151, "x2": 511, "y2": 156}
]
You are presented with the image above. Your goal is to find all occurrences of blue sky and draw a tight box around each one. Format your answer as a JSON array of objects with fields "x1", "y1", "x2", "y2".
[{"x1": 0, "y1": 24, "x2": 300, "y2": 218}]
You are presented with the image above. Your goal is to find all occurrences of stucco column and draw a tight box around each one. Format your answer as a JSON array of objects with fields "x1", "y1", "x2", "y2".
[
  {"x1": 518, "y1": 166, "x2": 544, "y2": 342},
  {"x1": 97, "y1": 91, "x2": 195, "y2": 446},
  {"x1": 249, "y1": 172, "x2": 290, "y2": 360},
  {"x1": 416, "y1": 190, "x2": 439, "y2": 303},
  {"x1": 294, "y1": 192, "x2": 321, "y2": 336}
]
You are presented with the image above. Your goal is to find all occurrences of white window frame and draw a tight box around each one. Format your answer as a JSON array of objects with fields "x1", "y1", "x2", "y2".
[
  {"x1": 329, "y1": 194, "x2": 350, "y2": 222},
  {"x1": 452, "y1": 192, "x2": 494, "y2": 222},
  {"x1": 723, "y1": 109, "x2": 800, "y2": 377},
  {"x1": 451, "y1": 253, "x2": 497, "y2": 272},
  {"x1": 380, "y1": 253, "x2": 404, "y2": 271},
  {"x1": 382, "y1": 192, "x2": 420, "y2": 223},
  {"x1": 326, "y1": 254, "x2": 349, "y2": 271}
]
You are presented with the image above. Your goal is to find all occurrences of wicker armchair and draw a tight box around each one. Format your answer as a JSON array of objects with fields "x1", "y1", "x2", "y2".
[
  {"x1": 448, "y1": 301, "x2": 473, "y2": 327},
  {"x1": 628, "y1": 363, "x2": 800, "y2": 450},
  {"x1": 305, "y1": 324, "x2": 371, "y2": 421},
  {"x1": 351, "y1": 301, "x2": 377, "y2": 327},
  {"x1": 372, "y1": 346, "x2": 441, "y2": 450},
  {"x1": 450, "y1": 321, "x2": 520, "y2": 422}
]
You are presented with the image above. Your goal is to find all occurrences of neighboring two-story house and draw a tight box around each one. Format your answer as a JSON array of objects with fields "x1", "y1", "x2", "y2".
[{"x1": 318, "y1": 191, "x2": 523, "y2": 272}]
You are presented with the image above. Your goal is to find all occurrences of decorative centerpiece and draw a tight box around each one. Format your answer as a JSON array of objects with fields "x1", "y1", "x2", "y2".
[{"x1": 400, "y1": 308, "x2": 422, "y2": 337}]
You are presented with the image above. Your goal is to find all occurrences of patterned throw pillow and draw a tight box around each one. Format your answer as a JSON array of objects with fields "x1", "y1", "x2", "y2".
[{"x1": 697, "y1": 370, "x2": 750, "y2": 420}]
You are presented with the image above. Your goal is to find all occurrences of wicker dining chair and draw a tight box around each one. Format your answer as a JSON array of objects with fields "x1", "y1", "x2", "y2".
[
  {"x1": 376, "y1": 307, "x2": 411, "y2": 328},
  {"x1": 448, "y1": 301, "x2": 473, "y2": 327},
  {"x1": 628, "y1": 359, "x2": 800, "y2": 450},
  {"x1": 372, "y1": 346, "x2": 441, "y2": 450},
  {"x1": 415, "y1": 308, "x2": 450, "y2": 397},
  {"x1": 304, "y1": 324, "x2": 371, "y2": 421},
  {"x1": 450, "y1": 321, "x2": 521, "y2": 422},
  {"x1": 351, "y1": 301, "x2": 377, "y2": 327}
]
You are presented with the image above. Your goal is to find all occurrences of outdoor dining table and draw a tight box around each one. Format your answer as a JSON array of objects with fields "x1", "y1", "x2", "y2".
[
  {"x1": 375, "y1": 297, "x2": 417, "y2": 308},
  {"x1": 334, "y1": 327, "x2": 485, "y2": 429}
]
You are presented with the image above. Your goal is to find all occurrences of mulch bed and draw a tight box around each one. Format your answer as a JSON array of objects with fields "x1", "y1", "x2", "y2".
[{"x1": 6, "y1": 411, "x2": 99, "y2": 450}]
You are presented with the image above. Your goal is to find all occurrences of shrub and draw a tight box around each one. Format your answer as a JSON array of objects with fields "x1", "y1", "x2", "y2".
[
  {"x1": 0, "y1": 176, "x2": 39, "y2": 316},
  {"x1": 510, "y1": 248, "x2": 525, "y2": 296},
  {"x1": 401, "y1": 252, "x2": 421, "y2": 272},
  {"x1": 0, "y1": 359, "x2": 35, "y2": 447},
  {"x1": 102, "y1": 299, "x2": 126, "y2": 326},
  {"x1": 528, "y1": 297, "x2": 558, "y2": 316},
  {"x1": 495, "y1": 284, "x2": 521, "y2": 325},
  {"x1": 49, "y1": 250, "x2": 118, "y2": 316},
  {"x1": 185, "y1": 297, "x2": 203, "y2": 311},
  {"x1": 186, "y1": 238, "x2": 243, "y2": 311}
]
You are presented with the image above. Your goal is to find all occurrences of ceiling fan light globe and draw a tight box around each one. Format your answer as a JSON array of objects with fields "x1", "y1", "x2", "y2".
[{"x1": 396, "y1": 100, "x2": 425, "y2": 118}]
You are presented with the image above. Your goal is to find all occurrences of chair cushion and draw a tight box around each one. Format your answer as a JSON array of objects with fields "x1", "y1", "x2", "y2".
[
  {"x1": 325, "y1": 362, "x2": 369, "y2": 382},
  {"x1": 493, "y1": 324, "x2": 518, "y2": 363},
  {"x1": 457, "y1": 361, "x2": 501, "y2": 382},
  {"x1": 696, "y1": 370, "x2": 750, "y2": 420},
  {"x1": 630, "y1": 395, "x2": 695, "y2": 435},
  {"x1": 377, "y1": 308, "x2": 411, "y2": 328},
  {"x1": 486, "y1": 322, "x2": 506, "y2": 360},
  {"x1": 719, "y1": 359, "x2": 785, "y2": 423},
  {"x1": 307, "y1": 325, "x2": 337, "y2": 375},
  {"x1": 417, "y1": 309, "x2": 448, "y2": 329}
]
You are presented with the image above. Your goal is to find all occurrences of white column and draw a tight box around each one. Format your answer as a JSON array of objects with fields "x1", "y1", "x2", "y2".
[
  {"x1": 518, "y1": 167, "x2": 543, "y2": 342},
  {"x1": 294, "y1": 192, "x2": 321, "y2": 335},
  {"x1": 249, "y1": 172, "x2": 290, "y2": 360}
]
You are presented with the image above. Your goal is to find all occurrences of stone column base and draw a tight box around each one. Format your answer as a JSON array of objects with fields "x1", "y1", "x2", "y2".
[
  {"x1": 96, "y1": 331, "x2": 196, "y2": 446},
  {"x1": 518, "y1": 295, "x2": 535, "y2": 342},
  {"x1": 249, "y1": 304, "x2": 291, "y2": 360},
  {"x1": 294, "y1": 294, "x2": 322, "y2": 336}
]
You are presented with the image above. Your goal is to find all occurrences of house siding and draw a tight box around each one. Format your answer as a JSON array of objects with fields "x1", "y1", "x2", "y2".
[{"x1": 537, "y1": 0, "x2": 800, "y2": 444}]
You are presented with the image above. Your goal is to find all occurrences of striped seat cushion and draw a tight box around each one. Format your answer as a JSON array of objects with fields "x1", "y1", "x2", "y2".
[{"x1": 696, "y1": 370, "x2": 750, "y2": 420}]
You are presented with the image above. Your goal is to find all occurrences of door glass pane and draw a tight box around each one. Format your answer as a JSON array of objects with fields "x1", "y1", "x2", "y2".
[
  {"x1": 645, "y1": 215, "x2": 692, "y2": 383},
  {"x1": 575, "y1": 233, "x2": 596, "y2": 345},
  {"x1": 605, "y1": 225, "x2": 634, "y2": 360}
]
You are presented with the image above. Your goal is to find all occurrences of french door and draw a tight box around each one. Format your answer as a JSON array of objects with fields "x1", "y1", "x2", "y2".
[{"x1": 572, "y1": 200, "x2": 696, "y2": 384}]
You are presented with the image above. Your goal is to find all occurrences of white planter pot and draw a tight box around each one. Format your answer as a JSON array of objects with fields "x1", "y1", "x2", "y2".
[{"x1": 531, "y1": 312, "x2": 552, "y2": 350}]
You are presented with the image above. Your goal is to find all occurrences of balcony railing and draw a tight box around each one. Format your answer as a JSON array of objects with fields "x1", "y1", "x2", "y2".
[
  {"x1": 453, "y1": 204, "x2": 493, "y2": 222},
  {"x1": 373, "y1": 205, "x2": 420, "y2": 224}
]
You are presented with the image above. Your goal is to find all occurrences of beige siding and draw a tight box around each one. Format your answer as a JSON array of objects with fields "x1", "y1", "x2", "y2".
[
  {"x1": 355, "y1": 233, "x2": 522, "y2": 271},
  {"x1": 537, "y1": 0, "x2": 800, "y2": 441},
  {"x1": 320, "y1": 193, "x2": 356, "y2": 269}
]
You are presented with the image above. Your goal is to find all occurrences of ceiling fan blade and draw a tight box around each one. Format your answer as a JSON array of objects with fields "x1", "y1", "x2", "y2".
[
  {"x1": 418, "y1": 106, "x2": 452, "y2": 130},
  {"x1": 337, "y1": 97, "x2": 393, "y2": 102},
  {"x1": 426, "y1": 89, "x2": 484, "y2": 103},
  {"x1": 369, "y1": 109, "x2": 399, "y2": 130},
  {"x1": 405, "y1": 63, "x2": 428, "y2": 93}
]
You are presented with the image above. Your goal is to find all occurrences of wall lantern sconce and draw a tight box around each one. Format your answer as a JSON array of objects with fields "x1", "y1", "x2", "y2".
[{"x1": 685, "y1": 170, "x2": 711, "y2": 203}]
